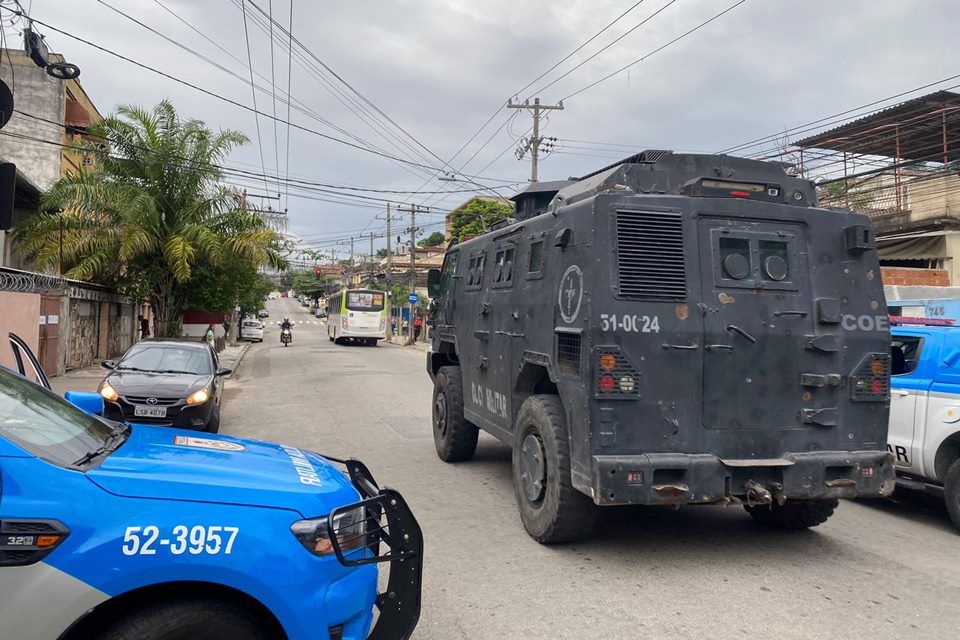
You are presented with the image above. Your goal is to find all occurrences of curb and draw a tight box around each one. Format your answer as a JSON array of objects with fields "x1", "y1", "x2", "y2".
[
  {"x1": 381, "y1": 340, "x2": 431, "y2": 353},
  {"x1": 224, "y1": 342, "x2": 252, "y2": 379}
]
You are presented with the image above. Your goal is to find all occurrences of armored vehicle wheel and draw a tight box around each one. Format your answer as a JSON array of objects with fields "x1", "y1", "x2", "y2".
[
  {"x1": 97, "y1": 597, "x2": 270, "y2": 640},
  {"x1": 944, "y1": 458, "x2": 960, "y2": 531},
  {"x1": 432, "y1": 366, "x2": 479, "y2": 462},
  {"x1": 745, "y1": 498, "x2": 838, "y2": 529},
  {"x1": 512, "y1": 395, "x2": 596, "y2": 544}
]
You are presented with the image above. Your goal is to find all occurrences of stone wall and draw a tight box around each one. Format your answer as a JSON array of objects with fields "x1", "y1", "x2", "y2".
[{"x1": 69, "y1": 299, "x2": 99, "y2": 369}]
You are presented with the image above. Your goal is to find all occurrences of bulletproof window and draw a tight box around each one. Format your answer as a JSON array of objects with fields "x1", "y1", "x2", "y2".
[
  {"x1": 710, "y1": 227, "x2": 798, "y2": 291},
  {"x1": 528, "y1": 240, "x2": 544, "y2": 276},
  {"x1": 492, "y1": 245, "x2": 515, "y2": 288},
  {"x1": 891, "y1": 336, "x2": 923, "y2": 375},
  {"x1": 466, "y1": 252, "x2": 486, "y2": 290},
  {"x1": 439, "y1": 252, "x2": 459, "y2": 294}
]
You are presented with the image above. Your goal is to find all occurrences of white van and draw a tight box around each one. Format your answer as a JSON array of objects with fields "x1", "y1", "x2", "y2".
[{"x1": 240, "y1": 319, "x2": 264, "y2": 342}]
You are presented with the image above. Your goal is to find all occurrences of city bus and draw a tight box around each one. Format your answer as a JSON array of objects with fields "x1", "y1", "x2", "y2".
[{"x1": 327, "y1": 288, "x2": 387, "y2": 345}]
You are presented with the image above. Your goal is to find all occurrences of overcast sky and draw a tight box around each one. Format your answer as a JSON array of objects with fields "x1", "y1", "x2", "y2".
[{"x1": 8, "y1": 0, "x2": 959, "y2": 258}]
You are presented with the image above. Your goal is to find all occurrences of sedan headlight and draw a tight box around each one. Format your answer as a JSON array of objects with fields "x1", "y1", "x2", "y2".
[
  {"x1": 291, "y1": 507, "x2": 366, "y2": 557},
  {"x1": 186, "y1": 388, "x2": 210, "y2": 405},
  {"x1": 99, "y1": 383, "x2": 119, "y2": 402}
]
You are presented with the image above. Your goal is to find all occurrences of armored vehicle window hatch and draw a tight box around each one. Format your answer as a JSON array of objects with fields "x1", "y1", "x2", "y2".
[
  {"x1": 527, "y1": 238, "x2": 545, "y2": 278},
  {"x1": 492, "y1": 245, "x2": 516, "y2": 287},
  {"x1": 466, "y1": 251, "x2": 486, "y2": 290}
]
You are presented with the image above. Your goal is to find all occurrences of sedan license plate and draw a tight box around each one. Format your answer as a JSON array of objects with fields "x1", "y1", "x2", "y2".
[{"x1": 134, "y1": 405, "x2": 167, "y2": 418}]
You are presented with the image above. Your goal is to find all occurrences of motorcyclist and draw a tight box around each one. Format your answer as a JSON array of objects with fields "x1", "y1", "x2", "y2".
[{"x1": 280, "y1": 317, "x2": 293, "y2": 342}]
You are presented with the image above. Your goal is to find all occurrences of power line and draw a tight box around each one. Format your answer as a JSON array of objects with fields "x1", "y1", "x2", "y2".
[
  {"x1": 0, "y1": 9, "x2": 474, "y2": 175},
  {"x1": 559, "y1": 0, "x2": 749, "y2": 102},
  {"x1": 239, "y1": 0, "x2": 272, "y2": 195},
  {"x1": 530, "y1": 0, "x2": 680, "y2": 97},
  {"x1": 514, "y1": 0, "x2": 648, "y2": 100},
  {"x1": 267, "y1": 0, "x2": 281, "y2": 199},
  {"x1": 1, "y1": 118, "x2": 519, "y2": 203},
  {"x1": 283, "y1": 0, "x2": 294, "y2": 208}
]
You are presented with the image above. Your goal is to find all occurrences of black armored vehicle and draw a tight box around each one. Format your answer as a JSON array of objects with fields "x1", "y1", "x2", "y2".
[{"x1": 426, "y1": 151, "x2": 895, "y2": 543}]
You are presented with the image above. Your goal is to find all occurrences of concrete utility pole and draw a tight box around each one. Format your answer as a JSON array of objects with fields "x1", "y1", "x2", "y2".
[
  {"x1": 409, "y1": 204, "x2": 417, "y2": 343},
  {"x1": 507, "y1": 97, "x2": 564, "y2": 182},
  {"x1": 385, "y1": 204, "x2": 393, "y2": 341}
]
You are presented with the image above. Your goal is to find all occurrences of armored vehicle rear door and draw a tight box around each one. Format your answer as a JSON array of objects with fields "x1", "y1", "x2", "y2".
[{"x1": 697, "y1": 218, "x2": 815, "y2": 432}]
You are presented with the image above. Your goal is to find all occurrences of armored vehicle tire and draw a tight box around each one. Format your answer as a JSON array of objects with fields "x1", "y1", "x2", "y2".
[
  {"x1": 433, "y1": 366, "x2": 479, "y2": 462},
  {"x1": 97, "y1": 597, "x2": 270, "y2": 640},
  {"x1": 512, "y1": 395, "x2": 596, "y2": 544},
  {"x1": 745, "y1": 498, "x2": 839, "y2": 529},
  {"x1": 944, "y1": 458, "x2": 960, "y2": 531}
]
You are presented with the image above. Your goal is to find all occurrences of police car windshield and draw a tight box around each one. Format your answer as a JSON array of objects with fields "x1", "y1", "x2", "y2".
[
  {"x1": 0, "y1": 368, "x2": 114, "y2": 467},
  {"x1": 346, "y1": 291, "x2": 384, "y2": 312},
  {"x1": 120, "y1": 345, "x2": 212, "y2": 375}
]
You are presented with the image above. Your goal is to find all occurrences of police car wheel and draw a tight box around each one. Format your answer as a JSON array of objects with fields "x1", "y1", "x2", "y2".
[
  {"x1": 512, "y1": 395, "x2": 596, "y2": 544},
  {"x1": 744, "y1": 498, "x2": 838, "y2": 530},
  {"x1": 97, "y1": 597, "x2": 269, "y2": 640},
  {"x1": 432, "y1": 366, "x2": 479, "y2": 462},
  {"x1": 944, "y1": 458, "x2": 960, "y2": 531}
]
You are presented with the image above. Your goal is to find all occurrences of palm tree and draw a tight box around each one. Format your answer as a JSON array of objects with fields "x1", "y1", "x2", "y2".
[{"x1": 16, "y1": 100, "x2": 285, "y2": 336}]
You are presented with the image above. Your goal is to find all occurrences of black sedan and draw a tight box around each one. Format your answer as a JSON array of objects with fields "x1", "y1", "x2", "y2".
[{"x1": 98, "y1": 340, "x2": 231, "y2": 432}]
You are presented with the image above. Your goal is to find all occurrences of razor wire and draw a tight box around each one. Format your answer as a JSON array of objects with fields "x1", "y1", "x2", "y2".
[{"x1": 0, "y1": 269, "x2": 68, "y2": 293}]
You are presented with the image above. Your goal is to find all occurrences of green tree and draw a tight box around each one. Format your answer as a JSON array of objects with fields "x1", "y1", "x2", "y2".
[
  {"x1": 419, "y1": 231, "x2": 446, "y2": 247},
  {"x1": 291, "y1": 270, "x2": 336, "y2": 302},
  {"x1": 16, "y1": 100, "x2": 285, "y2": 336},
  {"x1": 448, "y1": 198, "x2": 513, "y2": 240}
]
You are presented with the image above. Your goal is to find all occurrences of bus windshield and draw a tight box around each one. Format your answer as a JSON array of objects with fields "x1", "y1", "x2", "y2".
[{"x1": 346, "y1": 290, "x2": 385, "y2": 312}]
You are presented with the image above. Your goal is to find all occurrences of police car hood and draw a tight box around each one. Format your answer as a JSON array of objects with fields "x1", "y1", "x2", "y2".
[{"x1": 87, "y1": 425, "x2": 359, "y2": 517}]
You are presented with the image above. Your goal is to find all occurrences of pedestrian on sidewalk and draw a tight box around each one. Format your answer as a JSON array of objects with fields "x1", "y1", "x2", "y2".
[
  {"x1": 138, "y1": 315, "x2": 150, "y2": 340},
  {"x1": 204, "y1": 323, "x2": 216, "y2": 349}
]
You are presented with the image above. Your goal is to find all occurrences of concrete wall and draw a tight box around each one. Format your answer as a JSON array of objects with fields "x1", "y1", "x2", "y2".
[
  {"x1": 0, "y1": 291, "x2": 40, "y2": 371},
  {"x1": 0, "y1": 50, "x2": 65, "y2": 191}
]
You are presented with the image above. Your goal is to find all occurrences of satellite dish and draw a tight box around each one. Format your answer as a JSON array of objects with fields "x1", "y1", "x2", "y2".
[{"x1": 0, "y1": 80, "x2": 12, "y2": 130}]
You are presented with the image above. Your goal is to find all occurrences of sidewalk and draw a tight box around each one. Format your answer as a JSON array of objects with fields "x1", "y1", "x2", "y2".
[
  {"x1": 381, "y1": 337, "x2": 430, "y2": 353},
  {"x1": 49, "y1": 341, "x2": 252, "y2": 396}
]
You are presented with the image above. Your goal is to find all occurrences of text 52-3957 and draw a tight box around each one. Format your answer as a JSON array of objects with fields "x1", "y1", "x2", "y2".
[{"x1": 121, "y1": 525, "x2": 239, "y2": 556}]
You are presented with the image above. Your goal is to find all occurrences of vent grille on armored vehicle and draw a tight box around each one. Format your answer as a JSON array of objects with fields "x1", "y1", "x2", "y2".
[{"x1": 615, "y1": 210, "x2": 687, "y2": 300}]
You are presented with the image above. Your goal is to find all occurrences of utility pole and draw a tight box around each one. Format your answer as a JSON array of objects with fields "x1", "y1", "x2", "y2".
[
  {"x1": 408, "y1": 204, "x2": 417, "y2": 343},
  {"x1": 384, "y1": 204, "x2": 393, "y2": 340},
  {"x1": 507, "y1": 97, "x2": 564, "y2": 182}
]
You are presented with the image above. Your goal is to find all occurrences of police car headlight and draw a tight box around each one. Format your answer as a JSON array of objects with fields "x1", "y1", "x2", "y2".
[
  {"x1": 186, "y1": 388, "x2": 209, "y2": 405},
  {"x1": 99, "y1": 383, "x2": 119, "y2": 402},
  {"x1": 291, "y1": 507, "x2": 366, "y2": 556}
]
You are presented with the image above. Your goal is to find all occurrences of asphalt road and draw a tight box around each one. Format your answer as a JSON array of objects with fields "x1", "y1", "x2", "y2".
[{"x1": 224, "y1": 297, "x2": 960, "y2": 640}]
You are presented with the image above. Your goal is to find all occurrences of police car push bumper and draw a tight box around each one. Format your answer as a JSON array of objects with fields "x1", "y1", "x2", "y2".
[{"x1": 591, "y1": 450, "x2": 895, "y2": 506}]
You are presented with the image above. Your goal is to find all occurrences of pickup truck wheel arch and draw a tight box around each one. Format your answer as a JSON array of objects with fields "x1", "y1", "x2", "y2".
[
  {"x1": 58, "y1": 582, "x2": 286, "y2": 640},
  {"x1": 934, "y1": 432, "x2": 960, "y2": 482}
]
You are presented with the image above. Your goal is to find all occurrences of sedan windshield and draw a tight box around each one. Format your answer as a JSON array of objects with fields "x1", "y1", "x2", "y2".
[
  {"x1": 0, "y1": 368, "x2": 114, "y2": 467},
  {"x1": 120, "y1": 345, "x2": 212, "y2": 375}
]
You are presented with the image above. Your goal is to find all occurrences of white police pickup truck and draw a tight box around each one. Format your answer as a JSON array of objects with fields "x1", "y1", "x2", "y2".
[{"x1": 889, "y1": 317, "x2": 960, "y2": 531}]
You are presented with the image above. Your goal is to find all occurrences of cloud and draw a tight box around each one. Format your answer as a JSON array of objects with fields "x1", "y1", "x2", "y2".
[{"x1": 12, "y1": 0, "x2": 958, "y2": 250}]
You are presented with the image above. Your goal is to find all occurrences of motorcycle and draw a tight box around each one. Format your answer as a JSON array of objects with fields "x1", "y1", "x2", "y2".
[{"x1": 281, "y1": 328, "x2": 292, "y2": 347}]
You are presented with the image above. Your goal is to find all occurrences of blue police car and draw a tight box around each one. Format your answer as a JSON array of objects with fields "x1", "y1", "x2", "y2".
[
  {"x1": 888, "y1": 317, "x2": 960, "y2": 531},
  {"x1": 0, "y1": 334, "x2": 423, "y2": 640}
]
